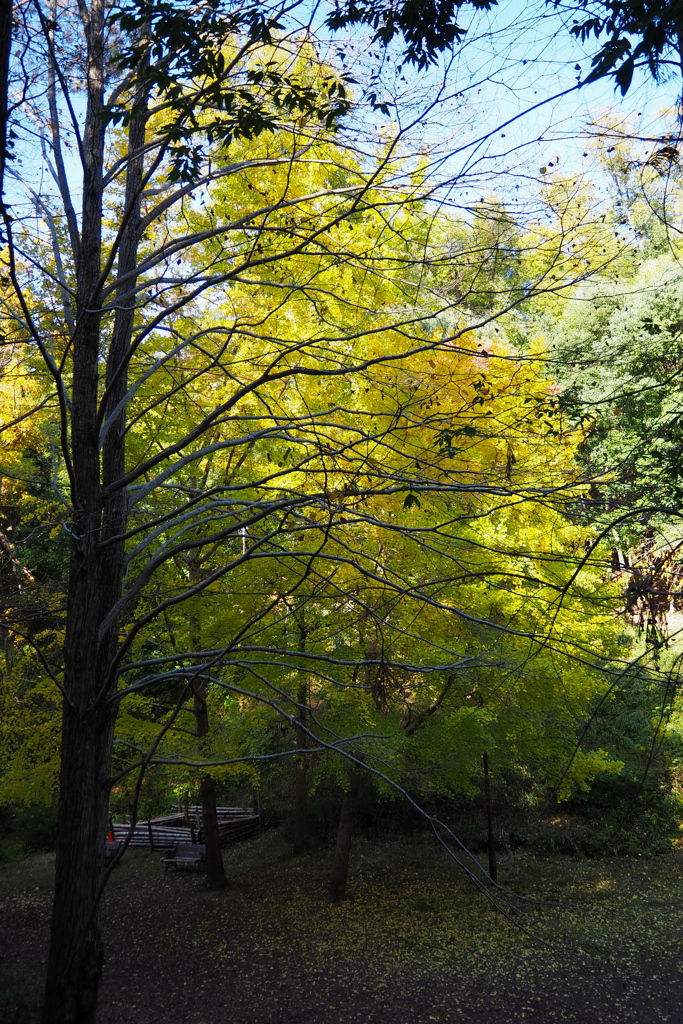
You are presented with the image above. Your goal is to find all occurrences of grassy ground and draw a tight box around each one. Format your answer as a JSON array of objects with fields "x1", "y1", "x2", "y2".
[{"x1": 1, "y1": 832, "x2": 682, "y2": 1022}]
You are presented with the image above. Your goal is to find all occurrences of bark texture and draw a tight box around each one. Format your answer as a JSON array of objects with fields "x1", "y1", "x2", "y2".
[
  {"x1": 200, "y1": 775, "x2": 227, "y2": 887},
  {"x1": 41, "y1": 9, "x2": 149, "y2": 1019},
  {"x1": 293, "y1": 682, "x2": 309, "y2": 854},
  {"x1": 189, "y1": 555, "x2": 228, "y2": 890},
  {"x1": 193, "y1": 681, "x2": 228, "y2": 889},
  {"x1": 329, "y1": 765, "x2": 361, "y2": 903},
  {"x1": 483, "y1": 752, "x2": 497, "y2": 883},
  {"x1": 42, "y1": 3, "x2": 109, "y2": 1017}
]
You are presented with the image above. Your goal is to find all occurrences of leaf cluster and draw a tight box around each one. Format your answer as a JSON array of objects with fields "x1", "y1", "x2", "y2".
[{"x1": 111, "y1": 1, "x2": 353, "y2": 181}]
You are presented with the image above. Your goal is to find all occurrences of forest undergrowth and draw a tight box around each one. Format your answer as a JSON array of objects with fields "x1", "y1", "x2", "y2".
[{"x1": 1, "y1": 830, "x2": 682, "y2": 1024}]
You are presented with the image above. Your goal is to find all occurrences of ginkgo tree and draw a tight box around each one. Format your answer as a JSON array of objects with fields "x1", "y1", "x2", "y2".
[
  {"x1": 104, "y1": 286, "x2": 628, "y2": 892},
  {"x1": 0, "y1": 3, "x2": 640, "y2": 1023}
]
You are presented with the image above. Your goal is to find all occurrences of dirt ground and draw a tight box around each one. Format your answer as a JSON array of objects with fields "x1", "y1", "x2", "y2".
[{"x1": 1, "y1": 832, "x2": 683, "y2": 1023}]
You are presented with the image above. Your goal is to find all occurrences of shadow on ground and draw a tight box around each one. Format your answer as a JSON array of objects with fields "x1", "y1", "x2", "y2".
[{"x1": 1, "y1": 833, "x2": 682, "y2": 1023}]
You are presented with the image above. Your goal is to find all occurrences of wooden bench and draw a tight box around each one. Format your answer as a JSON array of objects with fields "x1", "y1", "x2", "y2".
[
  {"x1": 104, "y1": 840, "x2": 122, "y2": 862},
  {"x1": 162, "y1": 842, "x2": 206, "y2": 871}
]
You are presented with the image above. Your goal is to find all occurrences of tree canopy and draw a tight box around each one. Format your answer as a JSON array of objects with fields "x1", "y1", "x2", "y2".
[{"x1": 3, "y1": 2, "x2": 683, "y2": 1023}]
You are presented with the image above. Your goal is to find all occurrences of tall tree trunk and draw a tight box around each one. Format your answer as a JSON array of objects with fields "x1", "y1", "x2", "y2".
[
  {"x1": 199, "y1": 774, "x2": 226, "y2": 886},
  {"x1": 43, "y1": 709, "x2": 114, "y2": 1024},
  {"x1": 42, "y1": 0, "x2": 107, "y2": 1016},
  {"x1": 188, "y1": 553, "x2": 228, "y2": 890},
  {"x1": 483, "y1": 752, "x2": 497, "y2": 883},
  {"x1": 329, "y1": 764, "x2": 361, "y2": 903},
  {"x1": 42, "y1": 10, "x2": 149, "y2": 1018},
  {"x1": 193, "y1": 680, "x2": 228, "y2": 889},
  {"x1": 293, "y1": 681, "x2": 309, "y2": 854}
]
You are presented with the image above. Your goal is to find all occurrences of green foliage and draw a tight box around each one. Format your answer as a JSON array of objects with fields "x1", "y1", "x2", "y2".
[
  {"x1": 568, "y1": 0, "x2": 683, "y2": 93},
  {"x1": 0, "y1": 645, "x2": 61, "y2": 808},
  {"x1": 0, "y1": 802, "x2": 58, "y2": 861},
  {"x1": 1, "y1": 17, "x2": 656, "y2": 858},
  {"x1": 565, "y1": 778, "x2": 683, "y2": 856},
  {"x1": 548, "y1": 257, "x2": 683, "y2": 527},
  {"x1": 326, "y1": 0, "x2": 497, "y2": 68},
  {"x1": 112, "y1": 1, "x2": 353, "y2": 181}
]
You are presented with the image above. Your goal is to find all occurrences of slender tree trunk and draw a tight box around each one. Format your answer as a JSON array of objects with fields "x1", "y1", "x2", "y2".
[
  {"x1": 293, "y1": 681, "x2": 309, "y2": 854},
  {"x1": 199, "y1": 775, "x2": 226, "y2": 886},
  {"x1": 42, "y1": 11, "x2": 149, "y2": 1018},
  {"x1": 483, "y1": 752, "x2": 497, "y2": 884},
  {"x1": 42, "y1": 1, "x2": 108, "y2": 1017},
  {"x1": 43, "y1": 706, "x2": 115, "y2": 1023},
  {"x1": 329, "y1": 764, "x2": 361, "y2": 903},
  {"x1": 188, "y1": 553, "x2": 228, "y2": 889},
  {"x1": 193, "y1": 681, "x2": 228, "y2": 889}
]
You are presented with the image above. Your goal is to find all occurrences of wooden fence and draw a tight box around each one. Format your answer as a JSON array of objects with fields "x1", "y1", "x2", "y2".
[{"x1": 110, "y1": 806, "x2": 263, "y2": 850}]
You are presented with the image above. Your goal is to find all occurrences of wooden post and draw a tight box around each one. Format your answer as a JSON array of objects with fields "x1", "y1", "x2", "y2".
[
  {"x1": 483, "y1": 752, "x2": 497, "y2": 883},
  {"x1": 147, "y1": 820, "x2": 154, "y2": 852},
  {"x1": 252, "y1": 790, "x2": 263, "y2": 827}
]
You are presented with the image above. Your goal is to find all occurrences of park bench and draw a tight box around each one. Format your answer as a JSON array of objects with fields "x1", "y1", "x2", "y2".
[{"x1": 162, "y1": 842, "x2": 206, "y2": 871}]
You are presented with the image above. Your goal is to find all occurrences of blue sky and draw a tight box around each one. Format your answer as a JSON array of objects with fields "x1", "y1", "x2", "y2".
[
  {"x1": 11, "y1": 0, "x2": 680, "y2": 225},
  {"x1": 316, "y1": 0, "x2": 680, "y2": 210}
]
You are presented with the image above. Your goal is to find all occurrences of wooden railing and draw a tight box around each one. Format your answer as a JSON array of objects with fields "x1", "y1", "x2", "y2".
[{"x1": 110, "y1": 806, "x2": 263, "y2": 850}]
